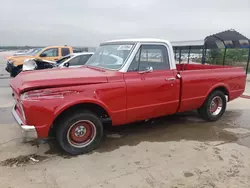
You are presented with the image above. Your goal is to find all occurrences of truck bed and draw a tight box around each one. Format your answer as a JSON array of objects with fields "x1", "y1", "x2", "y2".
[
  {"x1": 176, "y1": 64, "x2": 232, "y2": 71},
  {"x1": 175, "y1": 63, "x2": 246, "y2": 113}
]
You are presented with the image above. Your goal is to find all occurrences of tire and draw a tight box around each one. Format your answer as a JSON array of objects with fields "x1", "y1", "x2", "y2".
[
  {"x1": 56, "y1": 111, "x2": 103, "y2": 155},
  {"x1": 197, "y1": 90, "x2": 227, "y2": 122}
]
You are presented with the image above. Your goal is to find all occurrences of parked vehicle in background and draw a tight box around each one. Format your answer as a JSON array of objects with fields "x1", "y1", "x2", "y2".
[
  {"x1": 56, "y1": 52, "x2": 94, "y2": 68},
  {"x1": 22, "y1": 52, "x2": 94, "y2": 71},
  {"x1": 13, "y1": 50, "x2": 30, "y2": 56},
  {"x1": 5, "y1": 45, "x2": 75, "y2": 77},
  {"x1": 10, "y1": 38, "x2": 246, "y2": 155}
]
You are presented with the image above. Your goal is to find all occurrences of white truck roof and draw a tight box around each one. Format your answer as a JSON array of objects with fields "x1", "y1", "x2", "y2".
[
  {"x1": 104, "y1": 38, "x2": 172, "y2": 45},
  {"x1": 102, "y1": 38, "x2": 176, "y2": 72}
]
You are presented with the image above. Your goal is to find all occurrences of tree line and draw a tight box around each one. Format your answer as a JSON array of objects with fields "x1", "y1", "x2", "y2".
[{"x1": 207, "y1": 48, "x2": 250, "y2": 65}]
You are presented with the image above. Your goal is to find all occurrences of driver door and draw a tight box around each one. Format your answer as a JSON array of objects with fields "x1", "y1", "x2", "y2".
[{"x1": 124, "y1": 44, "x2": 180, "y2": 123}]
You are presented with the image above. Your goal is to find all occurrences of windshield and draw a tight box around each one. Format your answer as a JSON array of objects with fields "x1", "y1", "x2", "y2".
[
  {"x1": 85, "y1": 44, "x2": 135, "y2": 70},
  {"x1": 28, "y1": 48, "x2": 43, "y2": 56}
]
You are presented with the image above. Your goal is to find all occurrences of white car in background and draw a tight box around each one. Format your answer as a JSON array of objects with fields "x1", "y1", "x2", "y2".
[
  {"x1": 22, "y1": 52, "x2": 94, "y2": 71},
  {"x1": 57, "y1": 52, "x2": 94, "y2": 68}
]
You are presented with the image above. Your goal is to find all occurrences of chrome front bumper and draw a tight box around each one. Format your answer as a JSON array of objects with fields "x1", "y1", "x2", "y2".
[{"x1": 12, "y1": 105, "x2": 38, "y2": 139}]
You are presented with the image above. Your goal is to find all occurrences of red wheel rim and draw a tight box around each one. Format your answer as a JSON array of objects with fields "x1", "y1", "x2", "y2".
[{"x1": 67, "y1": 120, "x2": 97, "y2": 148}]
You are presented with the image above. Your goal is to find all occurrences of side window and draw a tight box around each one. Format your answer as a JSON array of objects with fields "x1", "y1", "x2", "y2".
[
  {"x1": 68, "y1": 56, "x2": 81, "y2": 66},
  {"x1": 61, "y1": 48, "x2": 70, "y2": 56},
  {"x1": 41, "y1": 48, "x2": 59, "y2": 57},
  {"x1": 128, "y1": 44, "x2": 170, "y2": 72},
  {"x1": 139, "y1": 45, "x2": 170, "y2": 71},
  {"x1": 79, "y1": 54, "x2": 92, "y2": 65}
]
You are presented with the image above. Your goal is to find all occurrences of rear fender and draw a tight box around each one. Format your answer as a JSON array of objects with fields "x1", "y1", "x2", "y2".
[{"x1": 204, "y1": 83, "x2": 230, "y2": 103}]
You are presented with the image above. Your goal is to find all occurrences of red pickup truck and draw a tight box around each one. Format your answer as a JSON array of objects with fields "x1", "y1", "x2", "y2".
[{"x1": 10, "y1": 39, "x2": 246, "y2": 155}]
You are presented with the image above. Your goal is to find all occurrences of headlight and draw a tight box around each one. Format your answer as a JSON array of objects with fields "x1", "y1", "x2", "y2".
[{"x1": 8, "y1": 59, "x2": 15, "y2": 64}]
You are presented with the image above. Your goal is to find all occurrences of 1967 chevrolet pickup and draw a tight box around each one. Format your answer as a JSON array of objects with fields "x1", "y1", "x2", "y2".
[{"x1": 10, "y1": 38, "x2": 246, "y2": 155}]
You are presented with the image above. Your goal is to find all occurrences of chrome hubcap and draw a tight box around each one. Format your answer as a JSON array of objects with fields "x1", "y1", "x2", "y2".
[
  {"x1": 210, "y1": 96, "x2": 223, "y2": 116},
  {"x1": 74, "y1": 126, "x2": 86, "y2": 137}
]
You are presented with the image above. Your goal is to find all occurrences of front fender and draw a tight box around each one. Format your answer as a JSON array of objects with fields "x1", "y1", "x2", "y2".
[{"x1": 53, "y1": 98, "x2": 112, "y2": 120}]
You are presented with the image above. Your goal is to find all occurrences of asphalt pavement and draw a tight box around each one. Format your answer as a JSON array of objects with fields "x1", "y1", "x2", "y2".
[
  {"x1": 1, "y1": 54, "x2": 250, "y2": 187},
  {"x1": 0, "y1": 57, "x2": 14, "y2": 125}
]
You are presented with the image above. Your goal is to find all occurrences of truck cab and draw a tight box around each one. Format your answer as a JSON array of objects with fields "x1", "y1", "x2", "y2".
[
  {"x1": 6, "y1": 45, "x2": 73, "y2": 77},
  {"x1": 10, "y1": 38, "x2": 246, "y2": 155}
]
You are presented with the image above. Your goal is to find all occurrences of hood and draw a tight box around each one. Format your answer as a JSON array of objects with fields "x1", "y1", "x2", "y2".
[
  {"x1": 10, "y1": 67, "x2": 108, "y2": 94},
  {"x1": 8, "y1": 55, "x2": 34, "y2": 66},
  {"x1": 8, "y1": 55, "x2": 34, "y2": 60}
]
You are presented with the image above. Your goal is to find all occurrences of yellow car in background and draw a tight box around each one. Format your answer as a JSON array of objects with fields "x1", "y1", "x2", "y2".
[{"x1": 5, "y1": 45, "x2": 74, "y2": 77}]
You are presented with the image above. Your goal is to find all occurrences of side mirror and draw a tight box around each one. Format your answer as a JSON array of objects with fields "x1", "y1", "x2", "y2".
[
  {"x1": 40, "y1": 53, "x2": 47, "y2": 57},
  {"x1": 64, "y1": 62, "x2": 70, "y2": 67},
  {"x1": 138, "y1": 66, "x2": 153, "y2": 74}
]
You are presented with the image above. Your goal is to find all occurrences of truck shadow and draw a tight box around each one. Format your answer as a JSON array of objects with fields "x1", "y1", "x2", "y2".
[
  {"x1": 96, "y1": 111, "x2": 239, "y2": 153},
  {"x1": 45, "y1": 110, "x2": 247, "y2": 156}
]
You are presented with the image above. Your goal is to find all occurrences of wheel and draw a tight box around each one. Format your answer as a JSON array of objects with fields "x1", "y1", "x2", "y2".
[
  {"x1": 56, "y1": 111, "x2": 103, "y2": 155},
  {"x1": 198, "y1": 90, "x2": 227, "y2": 122}
]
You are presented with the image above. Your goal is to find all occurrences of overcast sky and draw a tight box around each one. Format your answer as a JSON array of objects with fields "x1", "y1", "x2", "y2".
[{"x1": 0, "y1": 0, "x2": 250, "y2": 46}]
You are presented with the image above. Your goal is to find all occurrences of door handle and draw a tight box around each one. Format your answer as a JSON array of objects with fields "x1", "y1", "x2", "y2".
[{"x1": 165, "y1": 77, "x2": 176, "y2": 81}]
